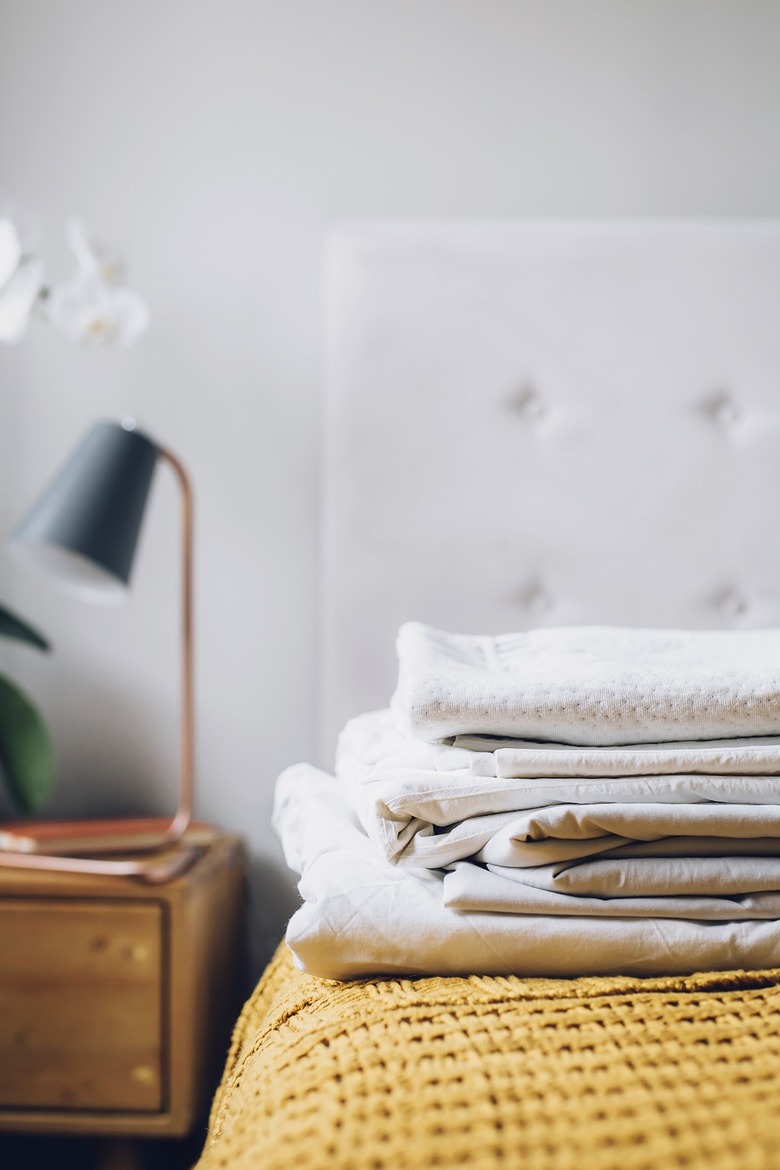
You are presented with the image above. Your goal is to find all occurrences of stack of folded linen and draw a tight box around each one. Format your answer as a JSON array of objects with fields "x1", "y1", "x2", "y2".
[{"x1": 274, "y1": 622, "x2": 780, "y2": 980}]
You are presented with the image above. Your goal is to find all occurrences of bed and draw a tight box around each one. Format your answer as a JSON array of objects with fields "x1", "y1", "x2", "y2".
[{"x1": 196, "y1": 222, "x2": 780, "y2": 1169}]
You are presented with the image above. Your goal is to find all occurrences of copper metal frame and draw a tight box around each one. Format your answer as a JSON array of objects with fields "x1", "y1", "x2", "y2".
[{"x1": 0, "y1": 443, "x2": 200, "y2": 883}]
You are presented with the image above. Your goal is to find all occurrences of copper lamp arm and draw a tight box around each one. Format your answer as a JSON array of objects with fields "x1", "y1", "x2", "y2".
[
  {"x1": 157, "y1": 442, "x2": 194, "y2": 846},
  {"x1": 0, "y1": 435, "x2": 198, "y2": 883}
]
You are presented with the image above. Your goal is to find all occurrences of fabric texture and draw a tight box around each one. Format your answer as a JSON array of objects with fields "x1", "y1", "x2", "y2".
[
  {"x1": 393, "y1": 621, "x2": 780, "y2": 745},
  {"x1": 445, "y1": 862, "x2": 780, "y2": 918},
  {"x1": 196, "y1": 939, "x2": 780, "y2": 1170},
  {"x1": 279, "y1": 625, "x2": 780, "y2": 980},
  {"x1": 474, "y1": 803, "x2": 780, "y2": 865},
  {"x1": 273, "y1": 765, "x2": 780, "y2": 981},
  {"x1": 338, "y1": 709, "x2": 780, "y2": 868}
]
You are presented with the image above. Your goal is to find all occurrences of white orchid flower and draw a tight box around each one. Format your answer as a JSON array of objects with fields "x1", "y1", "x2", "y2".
[
  {"x1": 0, "y1": 218, "x2": 23, "y2": 291},
  {"x1": 0, "y1": 212, "x2": 148, "y2": 348},
  {"x1": 47, "y1": 273, "x2": 149, "y2": 348},
  {"x1": 0, "y1": 257, "x2": 45, "y2": 343},
  {"x1": 0, "y1": 216, "x2": 45, "y2": 344},
  {"x1": 46, "y1": 218, "x2": 149, "y2": 348},
  {"x1": 66, "y1": 218, "x2": 125, "y2": 286},
  {"x1": 0, "y1": 257, "x2": 44, "y2": 344}
]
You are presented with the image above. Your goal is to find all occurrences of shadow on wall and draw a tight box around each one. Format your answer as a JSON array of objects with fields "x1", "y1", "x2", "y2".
[{"x1": 245, "y1": 855, "x2": 301, "y2": 989}]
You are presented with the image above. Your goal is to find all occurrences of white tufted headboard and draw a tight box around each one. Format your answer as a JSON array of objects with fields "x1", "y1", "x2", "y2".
[{"x1": 320, "y1": 221, "x2": 780, "y2": 757}]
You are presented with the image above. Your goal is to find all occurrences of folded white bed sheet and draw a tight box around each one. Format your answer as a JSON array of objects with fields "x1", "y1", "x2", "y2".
[
  {"x1": 273, "y1": 764, "x2": 780, "y2": 980},
  {"x1": 393, "y1": 622, "x2": 780, "y2": 746},
  {"x1": 338, "y1": 710, "x2": 780, "y2": 867}
]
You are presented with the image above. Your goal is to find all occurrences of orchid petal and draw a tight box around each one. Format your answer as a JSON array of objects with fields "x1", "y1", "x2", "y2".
[
  {"x1": 66, "y1": 218, "x2": 124, "y2": 285},
  {"x1": 47, "y1": 272, "x2": 149, "y2": 348},
  {"x1": 0, "y1": 258, "x2": 45, "y2": 343},
  {"x1": 0, "y1": 219, "x2": 22, "y2": 292}
]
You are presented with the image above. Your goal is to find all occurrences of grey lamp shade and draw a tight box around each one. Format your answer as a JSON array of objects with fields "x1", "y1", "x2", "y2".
[{"x1": 11, "y1": 420, "x2": 160, "y2": 604}]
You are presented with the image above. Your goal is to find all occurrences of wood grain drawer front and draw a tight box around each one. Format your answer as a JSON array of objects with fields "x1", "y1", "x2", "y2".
[{"x1": 0, "y1": 899, "x2": 164, "y2": 1113}]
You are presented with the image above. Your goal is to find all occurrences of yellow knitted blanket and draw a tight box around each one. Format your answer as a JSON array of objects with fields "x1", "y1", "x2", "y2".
[{"x1": 197, "y1": 942, "x2": 780, "y2": 1170}]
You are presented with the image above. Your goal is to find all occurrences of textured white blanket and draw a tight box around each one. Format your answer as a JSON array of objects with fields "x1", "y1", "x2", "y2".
[
  {"x1": 274, "y1": 764, "x2": 780, "y2": 980},
  {"x1": 393, "y1": 622, "x2": 780, "y2": 745}
]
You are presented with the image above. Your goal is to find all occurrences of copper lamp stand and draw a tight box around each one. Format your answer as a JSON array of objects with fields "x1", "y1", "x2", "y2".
[{"x1": 0, "y1": 431, "x2": 201, "y2": 883}]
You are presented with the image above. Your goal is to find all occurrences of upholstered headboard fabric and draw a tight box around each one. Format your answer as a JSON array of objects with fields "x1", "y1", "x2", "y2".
[{"x1": 321, "y1": 222, "x2": 780, "y2": 755}]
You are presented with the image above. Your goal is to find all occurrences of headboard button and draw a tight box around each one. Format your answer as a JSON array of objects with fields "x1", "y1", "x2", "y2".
[
  {"x1": 508, "y1": 384, "x2": 546, "y2": 422},
  {"x1": 515, "y1": 582, "x2": 552, "y2": 616},
  {"x1": 714, "y1": 586, "x2": 748, "y2": 618},
  {"x1": 702, "y1": 391, "x2": 742, "y2": 429}
]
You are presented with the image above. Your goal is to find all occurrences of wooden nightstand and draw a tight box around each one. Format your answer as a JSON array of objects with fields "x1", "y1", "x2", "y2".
[{"x1": 0, "y1": 831, "x2": 244, "y2": 1156}]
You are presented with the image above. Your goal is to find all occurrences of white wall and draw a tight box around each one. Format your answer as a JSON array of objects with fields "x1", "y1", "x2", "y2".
[{"x1": 1, "y1": 0, "x2": 779, "y2": 970}]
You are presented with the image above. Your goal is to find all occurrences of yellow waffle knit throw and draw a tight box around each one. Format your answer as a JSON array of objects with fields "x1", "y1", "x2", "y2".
[{"x1": 197, "y1": 942, "x2": 780, "y2": 1170}]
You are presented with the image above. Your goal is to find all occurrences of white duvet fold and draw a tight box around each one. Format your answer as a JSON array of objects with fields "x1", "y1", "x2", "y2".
[
  {"x1": 273, "y1": 764, "x2": 780, "y2": 980},
  {"x1": 393, "y1": 622, "x2": 780, "y2": 746},
  {"x1": 338, "y1": 710, "x2": 780, "y2": 868}
]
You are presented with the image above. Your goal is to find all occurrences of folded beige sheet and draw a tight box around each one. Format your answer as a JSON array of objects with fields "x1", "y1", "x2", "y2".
[
  {"x1": 444, "y1": 861, "x2": 780, "y2": 918},
  {"x1": 475, "y1": 802, "x2": 780, "y2": 866},
  {"x1": 338, "y1": 710, "x2": 780, "y2": 866}
]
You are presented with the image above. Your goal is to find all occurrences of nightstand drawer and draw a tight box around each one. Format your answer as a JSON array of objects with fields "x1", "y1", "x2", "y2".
[{"x1": 0, "y1": 899, "x2": 163, "y2": 1112}]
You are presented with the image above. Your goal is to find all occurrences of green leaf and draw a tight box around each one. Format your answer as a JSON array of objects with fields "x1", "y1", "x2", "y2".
[
  {"x1": 0, "y1": 674, "x2": 54, "y2": 813},
  {"x1": 0, "y1": 604, "x2": 50, "y2": 652}
]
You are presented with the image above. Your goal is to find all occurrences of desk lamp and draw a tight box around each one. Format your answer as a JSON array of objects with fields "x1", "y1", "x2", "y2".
[{"x1": 0, "y1": 419, "x2": 199, "y2": 882}]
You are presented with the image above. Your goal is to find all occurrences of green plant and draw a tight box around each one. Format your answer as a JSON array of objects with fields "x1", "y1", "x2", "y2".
[{"x1": 0, "y1": 602, "x2": 53, "y2": 814}]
